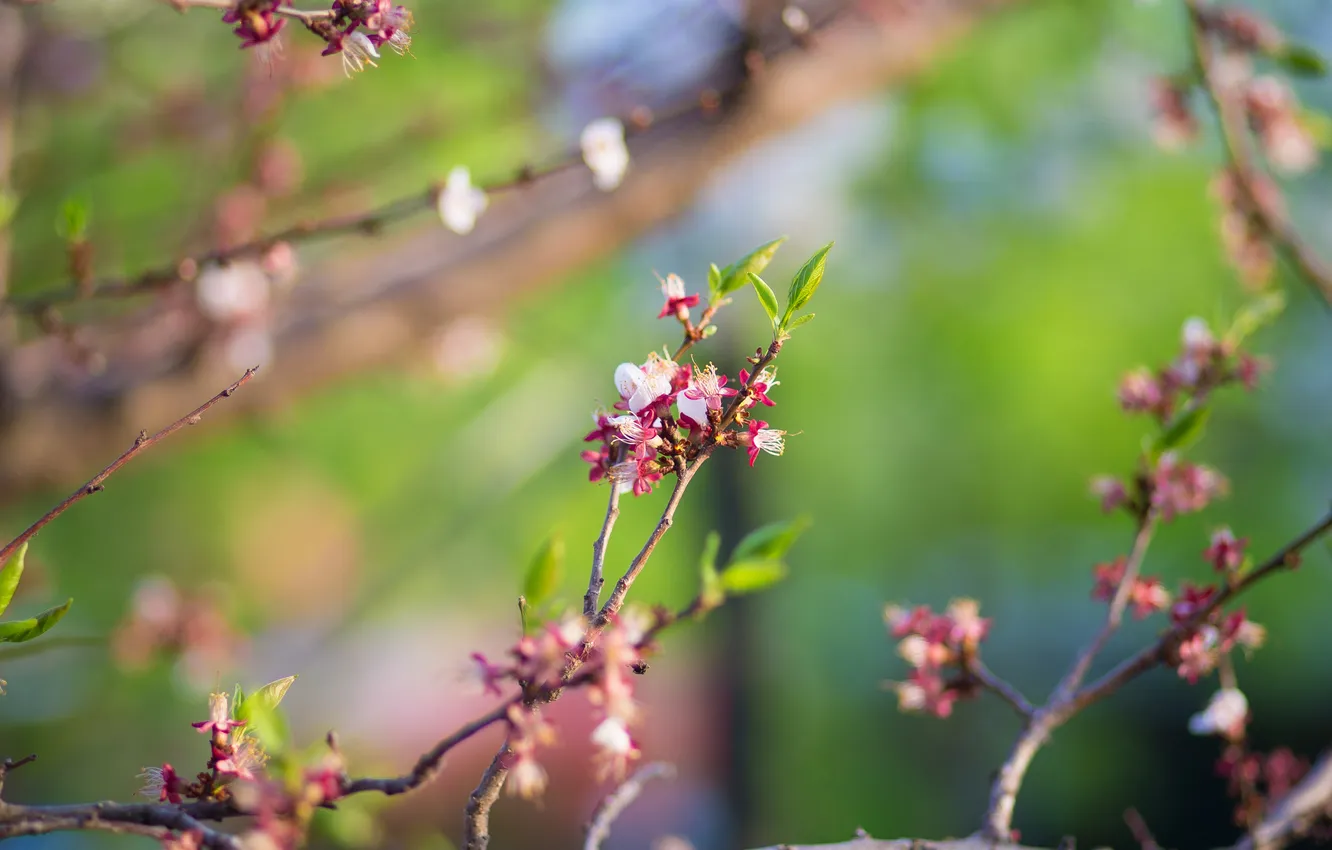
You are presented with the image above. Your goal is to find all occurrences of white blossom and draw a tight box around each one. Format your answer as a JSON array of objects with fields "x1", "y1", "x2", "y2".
[
  {"x1": 341, "y1": 32, "x2": 380, "y2": 76},
  {"x1": 1188, "y1": 687, "x2": 1249, "y2": 737},
  {"x1": 437, "y1": 166, "x2": 488, "y2": 235},
  {"x1": 580, "y1": 118, "x2": 630, "y2": 191}
]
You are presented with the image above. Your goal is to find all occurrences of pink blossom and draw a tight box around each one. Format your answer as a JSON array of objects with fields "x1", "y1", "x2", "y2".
[
  {"x1": 742, "y1": 420, "x2": 786, "y2": 467},
  {"x1": 677, "y1": 363, "x2": 738, "y2": 426},
  {"x1": 1089, "y1": 475, "x2": 1128, "y2": 513},
  {"x1": 138, "y1": 763, "x2": 183, "y2": 804},
  {"x1": 1204, "y1": 527, "x2": 1248, "y2": 573},
  {"x1": 739, "y1": 368, "x2": 778, "y2": 407},
  {"x1": 193, "y1": 692, "x2": 245, "y2": 739},
  {"x1": 1118, "y1": 368, "x2": 1166, "y2": 415},
  {"x1": 1152, "y1": 453, "x2": 1227, "y2": 521},
  {"x1": 656, "y1": 274, "x2": 700, "y2": 320}
]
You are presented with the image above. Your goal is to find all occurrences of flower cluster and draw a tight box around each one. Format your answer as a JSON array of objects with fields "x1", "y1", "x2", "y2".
[
  {"x1": 1090, "y1": 556, "x2": 1171, "y2": 619},
  {"x1": 1169, "y1": 586, "x2": 1265, "y2": 683},
  {"x1": 295, "y1": 0, "x2": 412, "y2": 74},
  {"x1": 222, "y1": 0, "x2": 291, "y2": 49},
  {"x1": 471, "y1": 609, "x2": 655, "y2": 797},
  {"x1": 1212, "y1": 169, "x2": 1283, "y2": 288},
  {"x1": 1116, "y1": 317, "x2": 1262, "y2": 423},
  {"x1": 580, "y1": 269, "x2": 793, "y2": 495},
  {"x1": 1242, "y1": 76, "x2": 1319, "y2": 175},
  {"x1": 139, "y1": 692, "x2": 268, "y2": 804},
  {"x1": 1218, "y1": 745, "x2": 1310, "y2": 828},
  {"x1": 1148, "y1": 76, "x2": 1199, "y2": 151},
  {"x1": 885, "y1": 599, "x2": 991, "y2": 718}
]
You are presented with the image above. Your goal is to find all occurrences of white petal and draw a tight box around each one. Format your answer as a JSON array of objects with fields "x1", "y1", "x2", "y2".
[
  {"x1": 614, "y1": 363, "x2": 645, "y2": 400},
  {"x1": 676, "y1": 390, "x2": 707, "y2": 426}
]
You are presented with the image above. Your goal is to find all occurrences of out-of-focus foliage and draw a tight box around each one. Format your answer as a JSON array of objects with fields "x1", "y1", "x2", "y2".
[{"x1": 5, "y1": 1, "x2": 1332, "y2": 849}]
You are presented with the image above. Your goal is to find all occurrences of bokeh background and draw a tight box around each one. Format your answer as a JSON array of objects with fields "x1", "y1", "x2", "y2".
[{"x1": 2, "y1": 0, "x2": 1332, "y2": 848}]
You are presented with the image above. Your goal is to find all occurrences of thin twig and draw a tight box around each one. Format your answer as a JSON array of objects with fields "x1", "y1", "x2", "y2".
[
  {"x1": 1186, "y1": 0, "x2": 1332, "y2": 306},
  {"x1": 585, "y1": 481, "x2": 622, "y2": 618},
  {"x1": 341, "y1": 703, "x2": 513, "y2": 796},
  {"x1": 0, "y1": 368, "x2": 257, "y2": 569},
  {"x1": 963, "y1": 657, "x2": 1034, "y2": 718},
  {"x1": 1056, "y1": 510, "x2": 1159, "y2": 700},
  {"x1": 0, "y1": 753, "x2": 36, "y2": 796},
  {"x1": 584, "y1": 761, "x2": 677, "y2": 850},
  {"x1": 1124, "y1": 807, "x2": 1162, "y2": 850},
  {"x1": 163, "y1": 0, "x2": 335, "y2": 22},
  {"x1": 982, "y1": 508, "x2": 1332, "y2": 840}
]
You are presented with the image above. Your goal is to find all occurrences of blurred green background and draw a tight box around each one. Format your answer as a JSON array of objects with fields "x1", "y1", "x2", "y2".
[{"x1": 3, "y1": 0, "x2": 1332, "y2": 848}]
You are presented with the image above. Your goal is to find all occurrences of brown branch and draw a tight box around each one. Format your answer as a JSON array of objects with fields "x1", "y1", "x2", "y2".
[
  {"x1": 747, "y1": 837, "x2": 1044, "y2": 850},
  {"x1": 463, "y1": 741, "x2": 513, "y2": 850},
  {"x1": 1234, "y1": 750, "x2": 1332, "y2": 850},
  {"x1": 981, "y1": 508, "x2": 1332, "y2": 840},
  {"x1": 1186, "y1": 0, "x2": 1332, "y2": 305},
  {"x1": 0, "y1": 802, "x2": 239, "y2": 849},
  {"x1": 983, "y1": 509, "x2": 1159, "y2": 839},
  {"x1": 162, "y1": 0, "x2": 335, "y2": 23},
  {"x1": 1056, "y1": 509, "x2": 1159, "y2": 700},
  {"x1": 962, "y1": 656, "x2": 1034, "y2": 719},
  {"x1": 341, "y1": 703, "x2": 513, "y2": 797},
  {"x1": 0, "y1": 368, "x2": 257, "y2": 568},
  {"x1": 583, "y1": 761, "x2": 676, "y2": 850},
  {"x1": 584, "y1": 481, "x2": 622, "y2": 618}
]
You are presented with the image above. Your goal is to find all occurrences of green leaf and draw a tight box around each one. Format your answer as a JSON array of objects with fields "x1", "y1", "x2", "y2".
[
  {"x1": 719, "y1": 559, "x2": 787, "y2": 595},
  {"x1": 716, "y1": 237, "x2": 786, "y2": 297},
  {"x1": 0, "y1": 598, "x2": 72, "y2": 643},
  {"x1": 1155, "y1": 405, "x2": 1211, "y2": 454},
  {"x1": 522, "y1": 533, "x2": 565, "y2": 612},
  {"x1": 1277, "y1": 43, "x2": 1327, "y2": 77},
  {"x1": 730, "y1": 516, "x2": 811, "y2": 564},
  {"x1": 0, "y1": 543, "x2": 28, "y2": 618},
  {"x1": 748, "y1": 272, "x2": 779, "y2": 329},
  {"x1": 239, "y1": 699, "x2": 288, "y2": 754},
  {"x1": 237, "y1": 675, "x2": 297, "y2": 752},
  {"x1": 249, "y1": 675, "x2": 297, "y2": 712},
  {"x1": 0, "y1": 189, "x2": 18, "y2": 230},
  {"x1": 784, "y1": 313, "x2": 815, "y2": 333},
  {"x1": 781, "y1": 242, "x2": 833, "y2": 327},
  {"x1": 698, "y1": 531, "x2": 724, "y2": 609},
  {"x1": 55, "y1": 198, "x2": 90, "y2": 242},
  {"x1": 1300, "y1": 109, "x2": 1332, "y2": 149},
  {"x1": 707, "y1": 263, "x2": 722, "y2": 295},
  {"x1": 1226, "y1": 291, "x2": 1286, "y2": 348}
]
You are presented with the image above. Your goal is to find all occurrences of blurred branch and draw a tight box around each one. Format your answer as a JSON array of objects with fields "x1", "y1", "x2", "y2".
[
  {"x1": 0, "y1": 0, "x2": 1028, "y2": 499},
  {"x1": 0, "y1": 801, "x2": 239, "y2": 849},
  {"x1": 162, "y1": 0, "x2": 335, "y2": 23},
  {"x1": 747, "y1": 835, "x2": 1046, "y2": 850},
  {"x1": 1186, "y1": 0, "x2": 1332, "y2": 306},
  {"x1": 1234, "y1": 750, "x2": 1332, "y2": 850},
  {"x1": 961, "y1": 656, "x2": 1034, "y2": 718},
  {"x1": 981, "y1": 507, "x2": 1332, "y2": 841},
  {"x1": 0, "y1": 368, "x2": 256, "y2": 567},
  {"x1": 583, "y1": 761, "x2": 676, "y2": 850}
]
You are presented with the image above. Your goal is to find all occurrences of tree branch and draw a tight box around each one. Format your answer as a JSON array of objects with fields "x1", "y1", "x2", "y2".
[
  {"x1": 1185, "y1": 0, "x2": 1332, "y2": 306},
  {"x1": 583, "y1": 761, "x2": 676, "y2": 850},
  {"x1": 982, "y1": 508, "x2": 1332, "y2": 840},
  {"x1": 584, "y1": 480, "x2": 622, "y2": 618},
  {"x1": 1234, "y1": 750, "x2": 1332, "y2": 850},
  {"x1": 0, "y1": 367, "x2": 257, "y2": 567}
]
